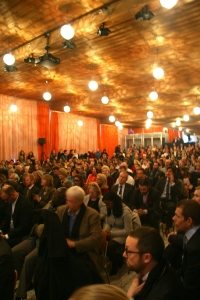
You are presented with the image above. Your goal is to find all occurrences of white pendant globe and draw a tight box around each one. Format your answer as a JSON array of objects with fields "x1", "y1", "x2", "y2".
[
  {"x1": 160, "y1": 0, "x2": 178, "y2": 10},
  {"x1": 149, "y1": 91, "x2": 158, "y2": 101},
  {"x1": 60, "y1": 24, "x2": 75, "y2": 40},
  {"x1": 152, "y1": 67, "x2": 165, "y2": 80},
  {"x1": 109, "y1": 115, "x2": 115, "y2": 123},
  {"x1": 172, "y1": 122, "x2": 176, "y2": 128},
  {"x1": 9, "y1": 104, "x2": 18, "y2": 112},
  {"x1": 147, "y1": 111, "x2": 154, "y2": 119},
  {"x1": 64, "y1": 105, "x2": 70, "y2": 113},
  {"x1": 115, "y1": 120, "x2": 121, "y2": 127},
  {"x1": 145, "y1": 118, "x2": 152, "y2": 129},
  {"x1": 88, "y1": 80, "x2": 98, "y2": 91},
  {"x1": 175, "y1": 119, "x2": 181, "y2": 127},
  {"x1": 186, "y1": 128, "x2": 190, "y2": 133},
  {"x1": 77, "y1": 120, "x2": 83, "y2": 127},
  {"x1": 178, "y1": 127, "x2": 182, "y2": 131},
  {"x1": 43, "y1": 92, "x2": 52, "y2": 101},
  {"x1": 193, "y1": 107, "x2": 200, "y2": 115},
  {"x1": 118, "y1": 124, "x2": 123, "y2": 130},
  {"x1": 183, "y1": 114, "x2": 189, "y2": 122},
  {"x1": 3, "y1": 53, "x2": 15, "y2": 65},
  {"x1": 101, "y1": 96, "x2": 109, "y2": 104}
]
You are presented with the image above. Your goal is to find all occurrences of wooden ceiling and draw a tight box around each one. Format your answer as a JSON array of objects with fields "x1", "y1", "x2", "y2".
[{"x1": 0, "y1": 0, "x2": 200, "y2": 132}]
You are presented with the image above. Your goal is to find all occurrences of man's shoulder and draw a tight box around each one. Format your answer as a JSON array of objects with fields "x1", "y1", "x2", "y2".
[{"x1": 85, "y1": 205, "x2": 100, "y2": 217}]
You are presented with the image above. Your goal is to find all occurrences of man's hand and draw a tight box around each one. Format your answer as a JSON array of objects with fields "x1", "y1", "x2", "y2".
[
  {"x1": 127, "y1": 276, "x2": 145, "y2": 298},
  {"x1": 66, "y1": 239, "x2": 75, "y2": 248}
]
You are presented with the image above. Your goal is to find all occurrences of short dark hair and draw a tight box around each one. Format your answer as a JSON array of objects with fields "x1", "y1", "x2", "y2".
[
  {"x1": 138, "y1": 178, "x2": 150, "y2": 187},
  {"x1": 129, "y1": 226, "x2": 164, "y2": 262},
  {"x1": 2, "y1": 184, "x2": 16, "y2": 196},
  {"x1": 177, "y1": 200, "x2": 200, "y2": 226}
]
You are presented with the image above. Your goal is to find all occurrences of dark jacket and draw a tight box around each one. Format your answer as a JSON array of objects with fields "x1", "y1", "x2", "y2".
[
  {"x1": 135, "y1": 260, "x2": 183, "y2": 300},
  {"x1": 112, "y1": 183, "x2": 134, "y2": 209}
]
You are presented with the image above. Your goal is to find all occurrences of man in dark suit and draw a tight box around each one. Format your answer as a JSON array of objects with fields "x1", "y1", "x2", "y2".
[
  {"x1": 124, "y1": 227, "x2": 182, "y2": 300},
  {"x1": 22, "y1": 173, "x2": 40, "y2": 209},
  {"x1": 167, "y1": 200, "x2": 200, "y2": 299},
  {"x1": 132, "y1": 178, "x2": 161, "y2": 229},
  {"x1": 0, "y1": 184, "x2": 33, "y2": 247},
  {"x1": 155, "y1": 166, "x2": 183, "y2": 229},
  {"x1": 111, "y1": 171, "x2": 134, "y2": 209}
]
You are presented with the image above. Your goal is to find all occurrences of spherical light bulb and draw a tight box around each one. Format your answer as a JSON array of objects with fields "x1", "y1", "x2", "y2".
[
  {"x1": 175, "y1": 119, "x2": 181, "y2": 127},
  {"x1": 178, "y1": 127, "x2": 182, "y2": 131},
  {"x1": 109, "y1": 115, "x2": 115, "y2": 123},
  {"x1": 149, "y1": 91, "x2": 158, "y2": 101},
  {"x1": 183, "y1": 114, "x2": 189, "y2": 122},
  {"x1": 160, "y1": 0, "x2": 178, "y2": 10},
  {"x1": 3, "y1": 53, "x2": 15, "y2": 66},
  {"x1": 115, "y1": 120, "x2": 121, "y2": 127},
  {"x1": 101, "y1": 96, "x2": 109, "y2": 104},
  {"x1": 186, "y1": 128, "x2": 190, "y2": 133},
  {"x1": 172, "y1": 122, "x2": 176, "y2": 128},
  {"x1": 145, "y1": 119, "x2": 152, "y2": 129},
  {"x1": 60, "y1": 24, "x2": 75, "y2": 40},
  {"x1": 193, "y1": 106, "x2": 200, "y2": 115},
  {"x1": 88, "y1": 80, "x2": 98, "y2": 91},
  {"x1": 64, "y1": 105, "x2": 70, "y2": 113},
  {"x1": 9, "y1": 104, "x2": 18, "y2": 112},
  {"x1": 43, "y1": 92, "x2": 52, "y2": 101},
  {"x1": 163, "y1": 127, "x2": 168, "y2": 132},
  {"x1": 77, "y1": 120, "x2": 83, "y2": 127},
  {"x1": 147, "y1": 111, "x2": 154, "y2": 119},
  {"x1": 152, "y1": 67, "x2": 165, "y2": 80},
  {"x1": 118, "y1": 124, "x2": 123, "y2": 130}
]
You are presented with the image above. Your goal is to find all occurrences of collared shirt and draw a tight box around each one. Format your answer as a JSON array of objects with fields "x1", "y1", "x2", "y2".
[
  {"x1": 67, "y1": 209, "x2": 80, "y2": 235},
  {"x1": 117, "y1": 184, "x2": 125, "y2": 198},
  {"x1": 185, "y1": 225, "x2": 200, "y2": 242}
]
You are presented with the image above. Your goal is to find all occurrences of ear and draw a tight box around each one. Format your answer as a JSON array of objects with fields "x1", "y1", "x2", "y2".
[
  {"x1": 186, "y1": 217, "x2": 193, "y2": 227},
  {"x1": 143, "y1": 253, "x2": 152, "y2": 264}
]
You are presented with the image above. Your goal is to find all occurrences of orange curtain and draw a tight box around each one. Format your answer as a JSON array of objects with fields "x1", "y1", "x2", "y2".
[
  {"x1": 168, "y1": 128, "x2": 179, "y2": 142},
  {"x1": 100, "y1": 124, "x2": 118, "y2": 157},
  {"x1": 49, "y1": 111, "x2": 59, "y2": 152},
  {"x1": 37, "y1": 102, "x2": 50, "y2": 160},
  {"x1": 0, "y1": 94, "x2": 38, "y2": 160}
]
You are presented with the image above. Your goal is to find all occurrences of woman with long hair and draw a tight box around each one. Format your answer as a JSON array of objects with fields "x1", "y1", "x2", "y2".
[{"x1": 33, "y1": 174, "x2": 55, "y2": 208}]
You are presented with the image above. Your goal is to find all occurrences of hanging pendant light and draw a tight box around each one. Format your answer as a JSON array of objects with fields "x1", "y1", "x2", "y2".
[
  {"x1": 152, "y1": 66, "x2": 165, "y2": 80},
  {"x1": 60, "y1": 24, "x2": 75, "y2": 40},
  {"x1": 160, "y1": 0, "x2": 178, "y2": 10},
  {"x1": 149, "y1": 91, "x2": 158, "y2": 101},
  {"x1": 3, "y1": 53, "x2": 15, "y2": 65}
]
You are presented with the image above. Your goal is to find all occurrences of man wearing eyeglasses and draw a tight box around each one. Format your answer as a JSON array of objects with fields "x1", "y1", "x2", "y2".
[{"x1": 123, "y1": 227, "x2": 182, "y2": 300}]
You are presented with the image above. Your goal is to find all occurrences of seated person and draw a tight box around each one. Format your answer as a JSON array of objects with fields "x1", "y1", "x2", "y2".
[
  {"x1": 96, "y1": 173, "x2": 109, "y2": 195},
  {"x1": 102, "y1": 191, "x2": 141, "y2": 275},
  {"x1": 84, "y1": 182, "x2": 107, "y2": 221}
]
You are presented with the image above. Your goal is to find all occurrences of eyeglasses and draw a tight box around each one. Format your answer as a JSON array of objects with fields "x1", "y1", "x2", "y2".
[{"x1": 124, "y1": 248, "x2": 143, "y2": 256}]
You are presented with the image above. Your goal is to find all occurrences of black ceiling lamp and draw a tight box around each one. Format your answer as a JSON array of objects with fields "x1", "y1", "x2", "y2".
[
  {"x1": 39, "y1": 32, "x2": 60, "y2": 69},
  {"x1": 135, "y1": 5, "x2": 154, "y2": 21},
  {"x1": 24, "y1": 53, "x2": 40, "y2": 65},
  {"x1": 4, "y1": 65, "x2": 17, "y2": 72},
  {"x1": 97, "y1": 23, "x2": 111, "y2": 36},
  {"x1": 63, "y1": 39, "x2": 76, "y2": 49}
]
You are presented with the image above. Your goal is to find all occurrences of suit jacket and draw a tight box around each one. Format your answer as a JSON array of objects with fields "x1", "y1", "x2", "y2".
[
  {"x1": 0, "y1": 194, "x2": 34, "y2": 247},
  {"x1": 155, "y1": 178, "x2": 183, "y2": 205},
  {"x1": 23, "y1": 184, "x2": 40, "y2": 209},
  {"x1": 132, "y1": 187, "x2": 161, "y2": 228},
  {"x1": 134, "y1": 260, "x2": 183, "y2": 300},
  {"x1": 0, "y1": 237, "x2": 14, "y2": 300},
  {"x1": 112, "y1": 183, "x2": 134, "y2": 209},
  {"x1": 56, "y1": 204, "x2": 106, "y2": 281}
]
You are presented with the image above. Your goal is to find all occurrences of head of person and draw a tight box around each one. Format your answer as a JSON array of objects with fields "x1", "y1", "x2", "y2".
[
  {"x1": 8, "y1": 172, "x2": 19, "y2": 182},
  {"x1": 138, "y1": 178, "x2": 150, "y2": 195},
  {"x1": 0, "y1": 184, "x2": 19, "y2": 203},
  {"x1": 136, "y1": 168, "x2": 145, "y2": 179},
  {"x1": 118, "y1": 171, "x2": 128, "y2": 185},
  {"x1": 96, "y1": 173, "x2": 107, "y2": 188},
  {"x1": 103, "y1": 191, "x2": 123, "y2": 218},
  {"x1": 153, "y1": 161, "x2": 159, "y2": 170},
  {"x1": 51, "y1": 187, "x2": 67, "y2": 209},
  {"x1": 123, "y1": 227, "x2": 164, "y2": 275},
  {"x1": 41, "y1": 174, "x2": 54, "y2": 188},
  {"x1": 193, "y1": 186, "x2": 200, "y2": 204},
  {"x1": 166, "y1": 167, "x2": 175, "y2": 179},
  {"x1": 23, "y1": 173, "x2": 35, "y2": 187},
  {"x1": 173, "y1": 200, "x2": 200, "y2": 233},
  {"x1": 66, "y1": 186, "x2": 85, "y2": 213},
  {"x1": 119, "y1": 162, "x2": 128, "y2": 172},
  {"x1": 70, "y1": 284, "x2": 129, "y2": 300},
  {"x1": 59, "y1": 168, "x2": 68, "y2": 180},
  {"x1": 91, "y1": 167, "x2": 97, "y2": 176},
  {"x1": 88, "y1": 182, "x2": 101, "y2": 199},
  {"x1": 102, "y1": 165, "x2": 110, "y2": 177}
]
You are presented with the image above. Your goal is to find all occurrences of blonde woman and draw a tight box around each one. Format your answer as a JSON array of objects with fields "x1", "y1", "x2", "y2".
[
  {"x1": 96, "y1": 173, "x2": 109, "y2": 195},
  {"x1": 84, "y1": 182, "x2": 107, "y2": 221},
  {"x1": 70, "y1": 284, "x2": 129, "y2": 300}
]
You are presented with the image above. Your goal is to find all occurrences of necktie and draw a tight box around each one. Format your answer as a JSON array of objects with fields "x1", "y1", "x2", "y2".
[
  {"x1": 119, "y1": 185, "x2": 123, "y2": 197},
  {"x1": 166, "y1": 180, "x2": 170, "y2": 200}
]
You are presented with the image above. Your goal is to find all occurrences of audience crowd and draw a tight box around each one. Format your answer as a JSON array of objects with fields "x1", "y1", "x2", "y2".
[{"x1": 0, "y1": 142, "x2": 200, "y2": 300}]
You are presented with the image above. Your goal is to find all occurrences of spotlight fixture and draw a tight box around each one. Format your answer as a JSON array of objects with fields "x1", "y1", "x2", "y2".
[
  {"x1": 109, "y1": 115, "x2": 115, "y2": 123},
  {"x1": 77, "y1": 120, "x2": 83, "y2": 127},
  {"x1": 160, "y1": 0, "x2": 178, "y2": 10},
  {"x1": 88, "y1": 80, "x2": 98, "y2": 91},
  {"x1": 135, "y1": 5, "x2": 154, "y2": 21},
  {"x1": 101, "y1": 96, "x2": 109, "y2": 104},
  {"x1": 149, "y1": 91, "x2": 158, "y2": 101},
  {"x1": 3, "y1": 53, "x2": 15, "y2": 66},
  {"x1": 39, "y1": 32, "x2": 60, "y2": 69},
  {"x1": 60, "y1": 24, "x2": 75, "y2": 40},
  {"x1": 183, "y1": 114, "x2": 190, "y2": 122},
  {"x1": 147, "y1": 111, "x2": 154, "y2": 119},
  {"x1": 4, "y1": 65, "x2": 16, "y2": 72},
  {"x1": 9, "y1": 104, "x2": 18, "y2": 112},
  {"x1": 64, "y1": 105, "x2": 71, "y2": 113},
  {"x1": 63, "y1": 40, "x2": 76, "y2": 49},
  {"x1": 152, "y1": 67, "x2": 165, "y2": 80},
  {"x1": 43, "y1": 91, "x2": 52, "y2": 101},
  {"x1": 97, "y1": 23, "x2": 111, "y2": 36},
  {"x1": 24, "y1": 54, "x2": 40, "y2": 64}
]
